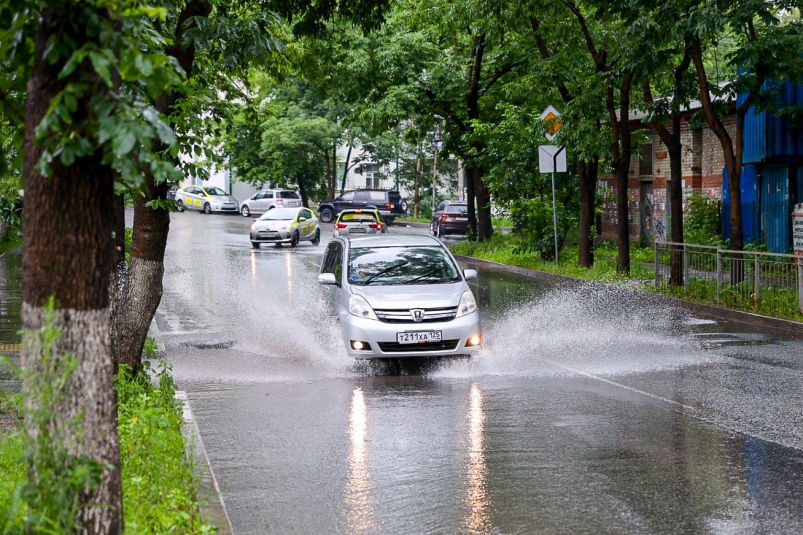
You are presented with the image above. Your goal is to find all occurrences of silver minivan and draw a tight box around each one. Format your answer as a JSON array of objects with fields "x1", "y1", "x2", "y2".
[
  {"x1": 317, "y1": 235, "x2": 482, "y2": 359},
  {"x1": 240, "y1": 189, "x2": 302, "y2": 217}
]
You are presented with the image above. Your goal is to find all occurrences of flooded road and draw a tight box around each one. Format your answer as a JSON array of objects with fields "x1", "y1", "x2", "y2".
[{"x1": 159, "y1": 211, "x2": 803, "y2": 534}]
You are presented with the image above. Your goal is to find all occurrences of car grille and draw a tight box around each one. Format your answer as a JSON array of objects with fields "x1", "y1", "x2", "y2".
[
  {"x1": 374, "y1": 307, "x2": 457, "y2": 324},
  {"x1": 378, "y1": 339, "x2": 460, "y2": 353}
]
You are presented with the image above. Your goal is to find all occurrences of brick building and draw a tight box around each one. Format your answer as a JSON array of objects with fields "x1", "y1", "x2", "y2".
[
  {"x1": 598, "y1": 82, "x2": 803, "y2": 253},
  {"x1": 597, "y1": 103, "x2": 736, "y2": 245}
]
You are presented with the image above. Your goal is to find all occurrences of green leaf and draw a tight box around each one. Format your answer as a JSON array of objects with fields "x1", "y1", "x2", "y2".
[{"x1": 89, "y1": 50, "x2": 113, "y2": 87}]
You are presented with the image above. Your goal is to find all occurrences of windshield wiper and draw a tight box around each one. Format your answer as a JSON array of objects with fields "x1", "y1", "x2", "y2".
[
  {"x1": 402, "y1": 265, "x2": 442, "y2": 284},
  {"x1": 362, "y1": 260, "x2": 409, "y2": 285}
]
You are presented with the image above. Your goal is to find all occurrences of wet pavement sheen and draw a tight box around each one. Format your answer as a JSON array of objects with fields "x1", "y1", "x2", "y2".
[{"x1": 11, "y1": 210, "x2": 803, "y2": 534}]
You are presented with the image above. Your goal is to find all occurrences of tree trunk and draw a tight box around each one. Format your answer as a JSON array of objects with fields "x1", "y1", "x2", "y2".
[
  {"x1": 23, "y1": 8, "x2": 121, "y2": 531},
  {"x1": 298, "y1": 176, "x2": 309, "y2": 207},
  {"x1": 466, "y1": 162, "x2": 477, "y2": 240},
  {"x1": 577, "y1": 157, "x2": 599, "y2": 267},
  {"x1": 111, "y1": 172, "x2": 169, "y2": 374},
  {"x1": 474, "y1": 165, "x2": 492, "y2": 241},
  {"x1": 110, "y1": 0, "x2": 211, "y2": 373},
  {"x1": 615, "y1": 76, "x2": 634, "y2": 274},
  {"x1": 341, "y1": 143, "x2": 352, "y2": 193},
  {"x1": 668, "y1": 142, "x2": 684, "y2": 286}
]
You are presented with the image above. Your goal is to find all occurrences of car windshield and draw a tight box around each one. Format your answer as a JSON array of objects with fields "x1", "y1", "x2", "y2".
[
  {"x1": 259, "y1": 208, "x2": 297, "y2": 221},
  {"x1": 348, "y1": 246, "x2": 461, "y2": 285},
  {"x1": 204, "y1": 187, "x2": 227, "y2": 196}
]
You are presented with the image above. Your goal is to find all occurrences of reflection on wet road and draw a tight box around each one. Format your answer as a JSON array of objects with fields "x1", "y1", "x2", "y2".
[{"x1": 138, "y1": 212, "x2": 803, "y2": 533}]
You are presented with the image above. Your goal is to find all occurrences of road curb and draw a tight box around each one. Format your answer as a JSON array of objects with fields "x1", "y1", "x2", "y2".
[
  {"x1": 175, "y1": 391, "x2": 234, "y2": 535},
  {"x1": 454, "y1": 254, "x2": 803, "y2": 336}
]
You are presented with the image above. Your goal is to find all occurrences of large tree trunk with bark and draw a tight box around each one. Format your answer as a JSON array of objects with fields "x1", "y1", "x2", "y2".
[
  {"x1": 111, "y1": 170, "x2": 169, "y2": 373},
  {"x1": 111, "y1": 0, "x2": 211, "y2": 373},
  {"x1": 23, "y1": 8, "x2": 121, "y2": 531},
  {"x1": 577, "y1": 157, "x2": 599, "y2": 267}
]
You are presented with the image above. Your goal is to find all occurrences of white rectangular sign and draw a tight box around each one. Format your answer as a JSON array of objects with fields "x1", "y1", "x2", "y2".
[{"x1": 539, "y1": 145, "x2": 567, "y2": 173}]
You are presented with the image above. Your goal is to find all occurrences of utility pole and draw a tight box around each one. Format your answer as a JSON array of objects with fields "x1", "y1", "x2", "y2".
[{"x1": 430, "y1": 126, "x2": 443, "y2": 213}]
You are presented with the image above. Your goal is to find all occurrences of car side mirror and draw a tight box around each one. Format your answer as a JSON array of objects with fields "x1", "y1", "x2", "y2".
[
  {"x1": 317, "y1": 273, "x2": 337, "y2": 285},
  {"x1": 463, "y1": 269, "x2": 478, "y2": 281},
  {"x1": 298, "y1": 216, "x2": 306, "y2": 222}
]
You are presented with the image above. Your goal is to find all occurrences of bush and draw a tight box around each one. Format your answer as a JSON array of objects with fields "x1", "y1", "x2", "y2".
[{"x1": 684, "y1": 193, "x2": 721, "y2": 245}]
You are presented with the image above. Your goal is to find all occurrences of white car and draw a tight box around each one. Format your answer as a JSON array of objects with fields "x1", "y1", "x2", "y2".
[
  {"x1": 317, "y1": 235, "x2": 482, "y2": 359},
  {"x1": 175, "y1": 185, "x2": 239, "y2": 214},
  {"x1": 239, "y1": 189, "x2": 302, "y2": 217},
  {"x1": 249, "y1": 207, "x2": 320, "y2": 248}
]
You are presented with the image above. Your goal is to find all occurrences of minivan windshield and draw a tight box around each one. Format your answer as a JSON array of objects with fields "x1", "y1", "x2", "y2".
[
  {"x1": 348, "y1": 246, "x2": 461, "y2": 285},
  {"x1": 259, "y1": 208, "x2": 297, "y2": 221}
]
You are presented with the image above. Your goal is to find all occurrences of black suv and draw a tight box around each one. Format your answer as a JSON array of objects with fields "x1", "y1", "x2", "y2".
[{"x1": 317, "y1": 189, "x2": 407, "y2": 225}]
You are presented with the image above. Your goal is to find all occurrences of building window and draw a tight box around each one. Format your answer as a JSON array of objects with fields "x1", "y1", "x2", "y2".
[
  {"x1": 639, "y1": 144, "x2": 653, "y2": 176},
  {"x1": 363, "y1": 163, "x2": 380, "y2": 188}
]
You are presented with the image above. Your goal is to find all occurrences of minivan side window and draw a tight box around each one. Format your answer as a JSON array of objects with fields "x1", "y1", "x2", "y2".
[
  {"x1": 280, "y1": 191, "x2": 300, "y2": 199},
  {"x1": 322, "y1": 242, "x2": 343, "y2": 284},
  {"x1": 354, "y1": 191, "x2": 369, "y2": 201}
]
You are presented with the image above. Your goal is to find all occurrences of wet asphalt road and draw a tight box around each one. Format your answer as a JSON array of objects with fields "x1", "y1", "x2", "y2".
[{"x1": 153, "y1": 211, "x2": 803, "y2": 535}]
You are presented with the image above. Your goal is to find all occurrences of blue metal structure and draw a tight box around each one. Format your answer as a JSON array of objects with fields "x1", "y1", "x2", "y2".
[
  {"x1": 741, "y1": 81, "x2": 803, "y2": 164},
  {"x1": 760, "y1": 165, "x2": 791, "y2": 253},
  {"x1": 722, "y1": 165, "x2": 760, "y2": 244}
]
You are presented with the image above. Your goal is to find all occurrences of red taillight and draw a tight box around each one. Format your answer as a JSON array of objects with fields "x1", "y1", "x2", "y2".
[
  {"x1": 369, "y1": 223, "x2": 380, "y2": 229},
  {"x1": 441, "y1": 214, "x2": 453, "y2": 221},
  {"x1": 276, "y1": 199, "x2": 284, "y2": 204},
  {"x1": 334, "y1": 223, "x2": 347, "y2": 229},
  {"x1": 386, "y1": 203, "x2": 392, "y2": 210}
]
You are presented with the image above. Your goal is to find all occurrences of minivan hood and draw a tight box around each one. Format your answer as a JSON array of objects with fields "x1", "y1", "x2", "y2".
[{"x1": 352, "y1": 283, "x2": 465, "y2": 309}]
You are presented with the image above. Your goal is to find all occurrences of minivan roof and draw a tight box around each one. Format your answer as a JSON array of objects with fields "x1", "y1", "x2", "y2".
[{"x1": 346, "y1": 235, "x2": 442, "y2": 248}]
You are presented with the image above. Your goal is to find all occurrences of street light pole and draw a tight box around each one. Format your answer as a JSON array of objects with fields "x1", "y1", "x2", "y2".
[{"x1": 430, "y1": 127, "x2": 443, "y2": 213}]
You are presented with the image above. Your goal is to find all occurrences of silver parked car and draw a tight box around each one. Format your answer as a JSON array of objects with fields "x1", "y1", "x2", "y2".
[
  {"x1": 317, "y1": 235, "x2": 482, "y2": 359},
  {"x1": 250, "y1": 207, "x2": 320, "y2": 248},
  {"x1": 240, "y1": 189, "x2": 302, "y2": 217}
]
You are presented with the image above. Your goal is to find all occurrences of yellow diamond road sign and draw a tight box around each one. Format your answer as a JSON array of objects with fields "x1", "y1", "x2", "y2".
[{"x1": 539, "y1": 105, "x2": 562, "y2": 141}]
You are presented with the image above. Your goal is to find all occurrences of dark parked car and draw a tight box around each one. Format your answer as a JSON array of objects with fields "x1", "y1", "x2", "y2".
[
  {"x1": 430, "y1": 200, "x2": 469, "y2": 238},
  {"x1": 317, "y1": 189, "x2": 407, "y2": 225}
]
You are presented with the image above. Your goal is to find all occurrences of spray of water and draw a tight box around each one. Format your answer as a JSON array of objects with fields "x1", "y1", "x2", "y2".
[{"x1": 433, "y1": 281, "x2": 722, "y2": 379}]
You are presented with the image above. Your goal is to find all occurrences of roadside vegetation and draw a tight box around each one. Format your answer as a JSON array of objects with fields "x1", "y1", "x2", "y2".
[
  {"x1": 0, "y1": 350, "x2": 212, "y2": 533},
  {"x1": 452, "y1": 230, "x2": 803, "y2": 322}
]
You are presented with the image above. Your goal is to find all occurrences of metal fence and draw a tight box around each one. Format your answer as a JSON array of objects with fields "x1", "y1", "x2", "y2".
[{"x1": 654, "y1": 241, "x2": 803, "y2": 317}]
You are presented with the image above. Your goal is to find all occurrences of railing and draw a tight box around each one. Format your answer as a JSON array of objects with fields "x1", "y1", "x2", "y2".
[{"x1": 654, "y1": 241, "x2": 803, "y2": 317}]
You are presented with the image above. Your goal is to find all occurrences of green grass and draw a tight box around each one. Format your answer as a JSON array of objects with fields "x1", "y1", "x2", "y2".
[
  {"x1": 450, "y1": 234, "x2": 803, "y2": 323},
  {"x1": 450, "y1": 234, "x2": 655, "y2": 283},
  {"x1": 0, "y1": 362, "x2": 214, "y2": 534}
]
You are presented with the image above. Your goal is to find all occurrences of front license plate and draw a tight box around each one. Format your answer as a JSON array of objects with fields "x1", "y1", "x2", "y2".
[
  {"x1": 259, "y1": 231, "x2": 278, "y2": 238},
  {"x1": 396, "y1": 331, "x2": 442, "y2": 344}
]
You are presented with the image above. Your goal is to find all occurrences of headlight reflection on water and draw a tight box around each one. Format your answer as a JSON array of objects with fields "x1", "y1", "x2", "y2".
[
  {"x1": 345, "y1": 387, "x2": 374, "y2": 534},
  {"x1": 464, "y1": 382, "x2": 491, "y2": 533}
]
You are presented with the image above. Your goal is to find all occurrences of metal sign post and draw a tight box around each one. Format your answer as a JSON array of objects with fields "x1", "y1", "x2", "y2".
[
  {"x1": 538, "y1": 144, "x2": 567, "y2": 265},
  {"x1": 551, "y1": 146, "x2": 565, "y2": 265},
  {"x1": 539, "y1": 106, "x2": 565, "y2": 265}
]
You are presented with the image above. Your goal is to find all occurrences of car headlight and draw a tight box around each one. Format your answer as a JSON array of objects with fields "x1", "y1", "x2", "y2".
[
  {"x1": 349, "y1": 294, "x2": 378, "y2": 321},
  {"x1": 251, "y1": 223, "x2": 259, "y2": 231},
  {"x1": 455, "y1": 290, "x2": 477, "y2": 318}
]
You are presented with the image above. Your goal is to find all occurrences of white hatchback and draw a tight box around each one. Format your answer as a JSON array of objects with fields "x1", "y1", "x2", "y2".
[{"x1": 317, "y1": 235, "x2": 482, "y2": 359}]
